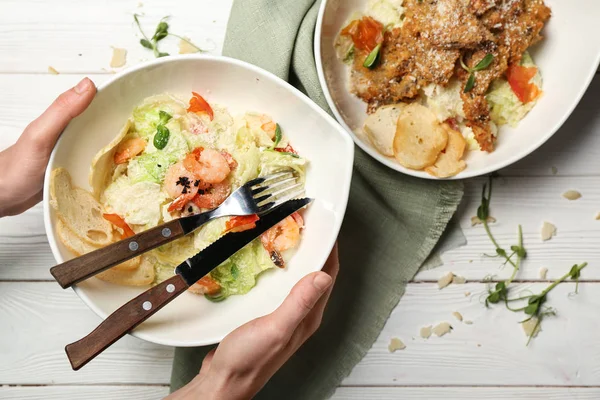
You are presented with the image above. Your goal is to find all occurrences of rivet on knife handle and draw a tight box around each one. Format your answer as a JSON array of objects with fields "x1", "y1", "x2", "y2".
[
  {"x1": 65, "y1": 274, "x2": 188, "y2": 370},
  {"x1": 50, "y1": 219, "x2": 185, "y2": 289}
]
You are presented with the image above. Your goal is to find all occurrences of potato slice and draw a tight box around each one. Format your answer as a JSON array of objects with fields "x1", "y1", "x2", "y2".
[
  {"x1": 393, "y1": 103, "x2": 448, "y2": 170},
  {"x1": 425, "y1": 124, "x2": 467, "y2": 178},
  {"x1": 56, "y1": 220, "x2": 140, "y2": 271},
  {"x1": 50, "y1": 168, "x2": 114, "y2": 246},
  {"x1": 364, "y1": 104, "x2": 404, "y2": 157}
]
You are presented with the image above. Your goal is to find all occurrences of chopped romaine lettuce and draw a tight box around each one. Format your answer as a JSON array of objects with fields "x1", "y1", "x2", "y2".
[
  {"x1": 210, "y1": 240, "x2": 276, "y2": 297},
  {"x1": 103, "y1": 176, "x2": 166, "y2": 227},
  {"x1": 152, "y1": 235, "x2": 197, "y2": 267},
  {"x1": 260, "y1": 150, "x2": 307, "y2": 183},
  {"x1": 229, "y1": 126, "x2": 262, "y2": 187},
  {"x1": 132, "y1": 94, "x2": 187, "y2": 139},
  {"x1": 366, "y1": 0, "x2": 404, "y2": 28},
  {"x1": 128, "y1": 121, "x2": 189, "y2": 184},
  {"x1": 487, "y1": 51, "x2": 541, "y2": 127}
]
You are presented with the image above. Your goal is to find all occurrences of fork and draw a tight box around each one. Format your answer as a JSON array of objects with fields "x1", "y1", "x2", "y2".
[{"x1": 50, "y1": 171, "x2": 304, "y2": 289}]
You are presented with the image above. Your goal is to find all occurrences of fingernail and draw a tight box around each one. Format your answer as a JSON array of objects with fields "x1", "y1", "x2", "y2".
[
  {"x1": 74, "y1": 78, "x2": 91, "y2": 94},
  {"x1": 313, "y1": 273, "x2": 332, "y2": 292}
]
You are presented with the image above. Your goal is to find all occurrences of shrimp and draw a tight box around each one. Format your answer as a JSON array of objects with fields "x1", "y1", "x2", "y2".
[
  {"x1": 183, "y1": 147, "x2": 231, "y2": 184},
  {"x1": 114, "y1": 137, "x2": 146, "y2": 164},
  {"x1": 164, "y1": 162, "x2": 200, "y2": 212},
  {"x1": 188, "y1": 275, "x2": 221, "y2": 295},
  {"x1": 261, "y1": 213, "x2": 302, "y2": 268},
  {"x1": 259, "y1": 114, "x2": 277, "y2": 139},
  {"x1": 191, "y1": 181, "x2": 231, "y2": 209},
  {"x1": 220, "y1": 151, "x2": 238, "y2": 171}
]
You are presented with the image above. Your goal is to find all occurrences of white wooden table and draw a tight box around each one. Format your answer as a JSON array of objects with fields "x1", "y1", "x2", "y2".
[{"x1": 1, "y1": 1, "x2": 600, "y2": 399}]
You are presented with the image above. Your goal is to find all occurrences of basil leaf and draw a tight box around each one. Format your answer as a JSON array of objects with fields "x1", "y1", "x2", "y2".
[
  {"x1": 153, "y1": 125, "x2": 170, "y2": 150},
  {"x1": 158, "y1": 110, "x2": 172, "y2": 125},
  {"x1": 157, "y1": 52, "x2": 169, "y2": 58},
  {"x1": 273, "y1": 124, "x2": 282, "y2": 148},
  {"x1": 464, "y1": 73, "x2": 475, "y2": 93},
  {"x1": 472, "y1": 53, "x2": 494, "y2": 71},
  {"x1": 363, "y1": 43, "x2": 382, "y2": 69},
  {"x1": 140, "y1": 39, "x2": 153, "y2": 49}
]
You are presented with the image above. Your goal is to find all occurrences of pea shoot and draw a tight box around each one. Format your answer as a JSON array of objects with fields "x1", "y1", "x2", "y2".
[
  {"x1": 477, "y1": 177, "x2": 588, "y2": 345},
  {"x1": 134, "y1": 14, "x2": 204, "y2": 58},
  {"x1": 461, "y1": 53, "x2": 494, "y2": 93}
]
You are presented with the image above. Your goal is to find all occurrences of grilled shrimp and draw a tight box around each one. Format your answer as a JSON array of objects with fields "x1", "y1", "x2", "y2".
[
  {"x1": 183, "y1": 147, "x2": 231, "y2": 184},
  {"x1": 261, "y1": 212, "x2": 302, "y2": 267},
  {"x1": 191, "y1": 181, "x2": 231, "y2": 209},
  {"x1": 164, "y1": 162, "x2": 200, "y2": 211}
]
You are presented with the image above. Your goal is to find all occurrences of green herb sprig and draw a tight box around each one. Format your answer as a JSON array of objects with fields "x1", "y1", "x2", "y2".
[
  {"x1": 134, "y1": 14, "x2": 204, "y2": 58},
  {"x1": 363, "y1": 43, "x2": 382, "y2": 69},
  {"x1": 153, "y1": 111, "x2": 172, "y2": 150},
  {"x1": 269, "y1": 124, "x2": 283, "y2": 150},
  {"x1": 461, "y1": 53, "x2": 494, "y2": 93},
  {"x1": 478, "y1": 176, "x2": 588, "y2": 345},
  {"x1": 266, "y1": 124, "x2": 300, "y2": 158}
]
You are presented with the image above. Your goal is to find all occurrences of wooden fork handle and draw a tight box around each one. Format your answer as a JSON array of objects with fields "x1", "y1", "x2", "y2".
[
  {"x1": 65, "y1": 274, "x2": 188, "y2": 370},
  {"x1": 50, "y1": 219, "x2": 185, "y2": 289}
]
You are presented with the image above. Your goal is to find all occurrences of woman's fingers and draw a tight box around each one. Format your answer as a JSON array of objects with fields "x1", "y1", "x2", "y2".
[
  {"x1": 267, "y1": 271, "x2": 332, "y2": 339},
  {"x1": 21, "y1": 78, "x2": 96, "y2": 154},
  {"x1": 287, "y1": 245, "x2": 340, "y2": 349}
]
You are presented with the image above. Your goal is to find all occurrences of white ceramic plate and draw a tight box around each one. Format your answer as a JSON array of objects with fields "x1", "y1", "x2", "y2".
[
  {"x1": 316, "y1": 0, "x2": 600, "y2": 179},
  {"x1": 43, "y1": 55, "x2": 354, "y2": 347}
]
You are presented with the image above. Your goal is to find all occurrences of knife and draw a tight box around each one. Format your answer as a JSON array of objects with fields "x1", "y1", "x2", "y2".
[{"x1": 64, "y1": 198, "x2": 312, "y2": 371}]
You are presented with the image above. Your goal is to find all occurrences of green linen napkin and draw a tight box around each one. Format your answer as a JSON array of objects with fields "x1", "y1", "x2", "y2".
[{"x1": 171, "y1": 0, "x2": 464, "y2": 397}]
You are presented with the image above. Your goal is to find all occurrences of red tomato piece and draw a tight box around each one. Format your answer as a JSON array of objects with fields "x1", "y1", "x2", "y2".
[
  {"x1": 225, "y1": 214, "x2": 260, "y2": 233},
  {"x1": 340, "y1": 16, "x2": 384, "y2": 52},
  {"x1": 187, "y1": 92, "x2": 214, "y2": 120},
  {"x1": 506, "y1": 64, "x2": 541, "y2": 104},
  {"x1": 103, "y1": 213, "x2": 135, "y2": 238},
  {"x1": 274, "y1": 144, "x2": 298, "y2": 155}
]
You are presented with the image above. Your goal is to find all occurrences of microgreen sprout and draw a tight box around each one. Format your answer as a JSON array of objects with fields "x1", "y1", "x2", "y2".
[
  {"x1": 134, "y1": 14, "x2": 204, "y2": 58},
  {"x1": 477, "y1": 177, "x2": 587, "y2": 345}
]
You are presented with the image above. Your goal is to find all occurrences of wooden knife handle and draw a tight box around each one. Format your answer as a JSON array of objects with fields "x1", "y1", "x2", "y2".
[
  {"x1": 65, "y1": 274, "x2": 188, "y2": 370},
  {"x1": 50, "y1": 219, "x2": 185, "y2": 289}
]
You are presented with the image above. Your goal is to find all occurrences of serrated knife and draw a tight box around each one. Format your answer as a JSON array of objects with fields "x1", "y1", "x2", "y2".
[{"x1": 64, "y1": 198, "x2": 312, "y2": 371}]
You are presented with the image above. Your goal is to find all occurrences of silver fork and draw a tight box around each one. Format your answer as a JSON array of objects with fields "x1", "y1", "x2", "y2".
[{"x1": 50, "y1": 170, "x2": 305, "y2": 289}]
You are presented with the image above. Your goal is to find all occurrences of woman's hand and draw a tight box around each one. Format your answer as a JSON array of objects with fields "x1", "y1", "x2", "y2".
[
  {"x1": 0, "y1": 78, "x2": 96, "y2": 217},
  {"x1": 168, "y1": 245, "x2": 340, "y2": 400}
]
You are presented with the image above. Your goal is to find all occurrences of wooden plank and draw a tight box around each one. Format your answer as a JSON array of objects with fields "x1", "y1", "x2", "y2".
[
  {"x1": 0, "y1": 386, "x2": 169, "y2": 400},
  {"x1": 0, "y1": 0, "x2": 231, "y2": 73},
  {"x1": 0, "y1": 74, "x2": 107, "y2": 151},
  {"x1": 332, "y1": 387, "x2": 600, "y2": 399},
  {"x1": 3, "y1": 281, "x2": 600, "y2": 386},
  {"x1": 415, "y1": 176, "x2": 600, "y2": 282},
  {"x1": 0, "y1": 282, "x2": 173, "y2": 385},
  {"x1": 343, "y1": 281, "x2": 600, "y2": 386}
]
